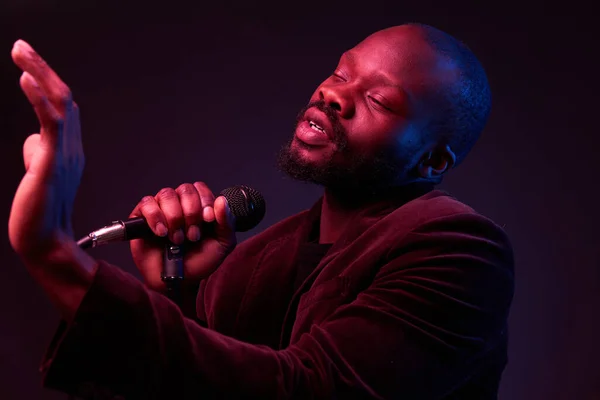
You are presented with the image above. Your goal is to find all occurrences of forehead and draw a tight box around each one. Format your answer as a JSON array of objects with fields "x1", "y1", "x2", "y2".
[{"x1": 345, "y1": 28, "x2": 458, "y2": 87}]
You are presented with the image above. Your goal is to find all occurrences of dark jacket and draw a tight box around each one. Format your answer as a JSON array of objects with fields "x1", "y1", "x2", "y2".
[{"x1": 41, "y1": 185, "x2": 514, "y2": 399}]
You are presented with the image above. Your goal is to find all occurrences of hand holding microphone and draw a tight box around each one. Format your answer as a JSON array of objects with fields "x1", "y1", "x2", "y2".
[
  {"x1": 79, "y1": 183, "x2": 265, "y2": 293},
  {"x1": 132, "y1": 183, "x2": 264, "y2": 292}
]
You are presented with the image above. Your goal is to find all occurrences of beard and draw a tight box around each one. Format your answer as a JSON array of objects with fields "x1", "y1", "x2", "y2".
[{"x1": 277, "y1": 100, "x2": 409, "y2": 195}]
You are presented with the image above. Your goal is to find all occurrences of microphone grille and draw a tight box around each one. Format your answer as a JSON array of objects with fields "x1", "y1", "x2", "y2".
[{"x1": 219, "y1": 185, "x2": 266, "y2": 232}]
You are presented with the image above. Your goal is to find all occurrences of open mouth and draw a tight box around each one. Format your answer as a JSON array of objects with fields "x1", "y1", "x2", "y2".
[{"x1": 308, "y1": 120, "x2": 326, "y2": 134}]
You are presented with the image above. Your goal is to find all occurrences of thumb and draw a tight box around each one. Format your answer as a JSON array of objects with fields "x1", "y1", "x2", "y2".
[
  {"x1": 22, "y1": 133, "x2": 40, "y2": 171},
  {"x1": 213, "y1": 196, "x2": 236, "y2": 244}
]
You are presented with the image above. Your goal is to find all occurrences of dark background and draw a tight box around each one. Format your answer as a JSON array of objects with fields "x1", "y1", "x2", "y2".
[{"x1": 0, "y1": 2, "x2": 597, "y2": 399}]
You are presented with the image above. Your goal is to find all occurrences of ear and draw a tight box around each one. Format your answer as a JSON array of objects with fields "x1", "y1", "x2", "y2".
[{"x1": 417, "y1": 144, "x2": 457, "y2": 180}]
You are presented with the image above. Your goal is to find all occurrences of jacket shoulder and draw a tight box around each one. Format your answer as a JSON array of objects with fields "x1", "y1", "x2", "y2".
[
  {"x1": 407, "y1": 190, "x2": 478, "y2": 217},
  {"x1": 380, "y1": 190, "x2": 513, "y2": 254},
  {"x1": 391, "y1": 190, "x2": 502, "y2": 230}
]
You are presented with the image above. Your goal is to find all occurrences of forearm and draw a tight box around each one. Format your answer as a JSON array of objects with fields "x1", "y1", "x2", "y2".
[
  {"x1": 41, "y1": 261, "x2": 301, "y2": 399},
  {"x1": 21, "y1": 233, "x2": 97, "y2": 323}
]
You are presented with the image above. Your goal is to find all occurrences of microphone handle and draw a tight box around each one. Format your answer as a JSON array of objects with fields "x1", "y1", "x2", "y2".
[
  {"x1": 162, "y1": 243, "x2": 184, "y2": 304},
  {"x1": 123, "y1": 217, "x2": 154, "y2": 240}
]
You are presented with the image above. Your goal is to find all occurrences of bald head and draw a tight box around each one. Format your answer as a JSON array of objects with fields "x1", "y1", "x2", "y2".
[
  {"x1": 388, "y1": 23, "x2": 492, "y2": 166},
  {"x1": 279, "y1": 22, "x2": 491, "y2": 192}
]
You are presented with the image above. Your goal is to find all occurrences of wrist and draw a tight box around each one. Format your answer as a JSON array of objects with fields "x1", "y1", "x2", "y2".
[{"x1": 20, "y1": 232, "x2": 98, "y2": 323}]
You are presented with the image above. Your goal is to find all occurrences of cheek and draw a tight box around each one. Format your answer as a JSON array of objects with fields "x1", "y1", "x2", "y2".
[
  {"x1": 346, "y1": 114, "x2": 404, "y2": 153},
  {"x1": 392, "y1": 124, "x2": 425, "y2": 165},
  {"x1": 395, "y1": 124, "x2": 422, "y2": 149}
]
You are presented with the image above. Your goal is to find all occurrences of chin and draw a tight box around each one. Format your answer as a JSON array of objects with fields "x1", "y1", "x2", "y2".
[{"x1": 290, "y1": 137, "x2": 334, "y2": 163}]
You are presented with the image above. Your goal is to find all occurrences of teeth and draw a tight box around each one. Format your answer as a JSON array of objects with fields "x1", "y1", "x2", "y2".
[{"x1": 309, "y1": 121, "x2": 325, "y2": 133}]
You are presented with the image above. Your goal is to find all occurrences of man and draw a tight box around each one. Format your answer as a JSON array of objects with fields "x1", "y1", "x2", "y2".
[{"x1": 9, "y1": 23, "x2": 514, "y2": 399}]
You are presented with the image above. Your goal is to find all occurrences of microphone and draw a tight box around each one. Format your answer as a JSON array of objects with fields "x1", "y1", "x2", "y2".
[{"x1": 76, "y1": 185, "x2": 266, "y2": 249}]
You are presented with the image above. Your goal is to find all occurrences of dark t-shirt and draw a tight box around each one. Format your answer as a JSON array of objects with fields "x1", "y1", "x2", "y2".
[{"x1": 292, "y1": 242, "x2": 333, "y2": 293}]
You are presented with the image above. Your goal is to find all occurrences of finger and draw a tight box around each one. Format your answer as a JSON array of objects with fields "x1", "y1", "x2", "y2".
[
  {"x1": 155, "y1": 187, "x2": 185, "y2": 245},
  {"x1": 19, "y1": 72, "x2": 62, "y2": 149},
  {"x1": 66, "y1": 102, "x2": 83, "y2": 158},
  {"x1": 130, "y1": 196, "x2": 169, "y2": 238},
  {"x1": 193, "y1": 181, "x2": 216, "y2": 223},
  {"x1": 22, "y1": 133, "x2": 40, "y2": 171},
  {"x1": 213, "y1": 196, "x2": 236, "y2": 243},
  {"x1": 12, "y1": 40, "x2": 72, "y2": 114},
  {"x1": 175, "y1": 183, "x2": 203, "y2": 242}
]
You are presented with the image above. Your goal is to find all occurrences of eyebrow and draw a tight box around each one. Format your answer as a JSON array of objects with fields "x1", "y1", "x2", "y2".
[{"x1": 341, "y1": 51, "x2": 355, "y2": 63}]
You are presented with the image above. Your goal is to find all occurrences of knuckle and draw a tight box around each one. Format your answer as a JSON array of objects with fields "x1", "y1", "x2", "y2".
[
  {"x1": 137, "y1": 196, "x2": 157, "y2": 213},
  {"x1": 52, "y1": 115, "x2": 65, "y2": 129},
  {"x1": 193, "y1": 181, "x2": 211, "y2": 193},
  {"x1": 200, "y1": 193, "x2": 215, "y2": 205},
  {"x1": 176, "y1": 183, "x2": 197, "y2": 196},
  {"x1": 202, "y1": 192, "x2": 215, "y2": 200},
  {"x1": 145, "y1": 209, "x2": 164, "y2": 222},
  {"x1": 156, "y1": 187, "x2": 177, "y2": 200},
  {"x1": 59, "y1": 89, "x2": 73, "y2": 106},
  {"x1": 139, "y1": 195, "x2": 155, "y2": 206},
  {"x1": 194, "y1": 182, "x2": 215, "y2": 201},
  {"x1": 200, "y1": 197, "x2": 214, "y2": 208},
  {"x1": 183, "y1": 208, "x2": 200, "y2": 219}
]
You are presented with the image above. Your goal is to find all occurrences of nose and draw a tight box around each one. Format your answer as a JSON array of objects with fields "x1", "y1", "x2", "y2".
[{"x1": 319, "y1": 85, "x2": 355, "y2": 119}]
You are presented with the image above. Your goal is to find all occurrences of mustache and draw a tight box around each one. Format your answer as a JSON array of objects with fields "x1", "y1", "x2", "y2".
[{"x1": 295, "y1": 100, "x2": 348, "y2": 149}]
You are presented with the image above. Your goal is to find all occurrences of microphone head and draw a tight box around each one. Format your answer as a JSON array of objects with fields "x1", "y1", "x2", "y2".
[{"x1": 219, "y1": 185, "x2": 266, "y2": 232}]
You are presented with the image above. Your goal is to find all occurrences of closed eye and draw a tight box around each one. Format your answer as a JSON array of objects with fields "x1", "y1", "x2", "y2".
[
  {"x1": 368, "y1": 96, "x2": 393, "y2": 112},
  {"x1": 332, "y1": 71, "x2": 347, "y2": 81}
]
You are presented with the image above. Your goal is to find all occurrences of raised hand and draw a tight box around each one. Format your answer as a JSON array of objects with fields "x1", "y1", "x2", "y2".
[
  {"x1": 8, "y1": 40, "x2": 95, "y2": 321},
  {"x1": 9, "y1": 40, "x2": 84, "y2": 261}
]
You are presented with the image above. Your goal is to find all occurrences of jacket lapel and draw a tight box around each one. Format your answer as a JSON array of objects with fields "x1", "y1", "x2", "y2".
[{"x1": 279, "y1": 182, "x2": 435, "y2": 347}]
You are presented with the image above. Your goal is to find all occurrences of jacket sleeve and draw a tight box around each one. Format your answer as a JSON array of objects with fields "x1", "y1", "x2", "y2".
[{"x1": 40, "y1": 212, "x2": 514, "y2": 399}]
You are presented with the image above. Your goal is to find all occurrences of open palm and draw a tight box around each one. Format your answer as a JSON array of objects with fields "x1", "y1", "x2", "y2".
[{"x1": 8, "y1": 40, "x2": 83, "y2": 260}]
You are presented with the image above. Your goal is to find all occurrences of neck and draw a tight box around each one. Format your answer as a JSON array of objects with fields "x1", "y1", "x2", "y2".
[
  {"x1": 318, "y1": 181, "x2": 435, "y2": 244},
  {"x1": 319, "y1": 185, "x2": 392, "y2": 244},
  {"x1": 318, "y1": 189, "x2": 362, "y2": 244}
]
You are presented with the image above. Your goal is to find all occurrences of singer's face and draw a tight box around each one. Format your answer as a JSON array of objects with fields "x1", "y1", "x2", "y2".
[{"x1": 278, "y1": 25, "x2": 455, "y2": 190}]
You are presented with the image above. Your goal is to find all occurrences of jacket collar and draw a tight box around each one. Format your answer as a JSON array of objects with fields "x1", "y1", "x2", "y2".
[{"x1": 298, "y1": 182, "x2": 435, "y2": 250}]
